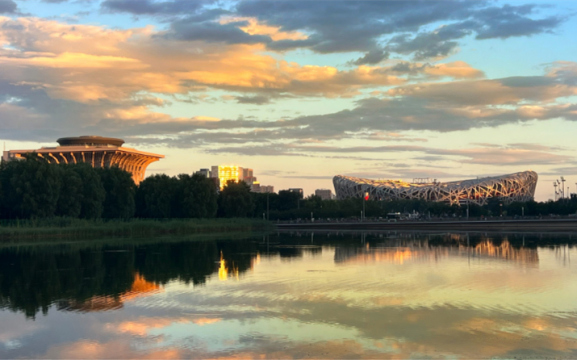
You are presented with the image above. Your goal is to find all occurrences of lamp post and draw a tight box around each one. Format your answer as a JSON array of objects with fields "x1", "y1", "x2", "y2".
[
  {"x1": 561, "y1": 177, "x2": 566, "y2": 199},
  {"x1": 362, "y1": 191, "x2": 369, "y2": 222}
]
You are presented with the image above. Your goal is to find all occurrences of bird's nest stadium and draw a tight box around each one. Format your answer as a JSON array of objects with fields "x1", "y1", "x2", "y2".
[{"x1": 333, "y1": 171, "x2": 538, "y2": 206}]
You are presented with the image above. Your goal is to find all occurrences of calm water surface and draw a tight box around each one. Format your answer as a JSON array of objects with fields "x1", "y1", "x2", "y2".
[{"x1": 0, "y1": 232, "x2": 576, "y2": 359}]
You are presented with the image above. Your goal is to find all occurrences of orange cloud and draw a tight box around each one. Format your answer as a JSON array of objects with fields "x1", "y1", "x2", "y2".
[
  {"x1": 220, "y1": 16, "x2": 308, "y2": 41},
  {"x1": 43, "y1": 340, "x2": 183, "y2": 359},
  {"x1": 112, "y1": 316, "x2": 222, "y2": 336},
  {"x1": 424, "y1": 61, "x2": 485, "y2": 79},
  {"x1": 0, "y1": 17, "x2": 406, "y2": 105}
]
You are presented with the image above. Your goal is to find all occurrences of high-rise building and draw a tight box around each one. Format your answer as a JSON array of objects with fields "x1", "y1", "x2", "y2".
[
  {"x1": 209, "y1": 165, "x2": 264, "y2": 189},
  {"x1": 211, "y1": 165, "x2": 241, "y2": 189},
  {"x1": 242, "y1": 168, "x2": 256, "y2": 185},
  {"x1": 315, "y1": 189, "x2": 333, "y2": 200},
  {"x1": 2, "y1": 136, "x2": 163, "y2": 185}
]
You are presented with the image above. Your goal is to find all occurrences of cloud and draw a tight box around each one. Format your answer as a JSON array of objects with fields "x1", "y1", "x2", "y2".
[
  {"x1": 96, "y1": 1, "x2": 567, "y2": 61},
  {"x1": 379, "y1": 61, "x2": 484, "y2": 79},
  {"x1": 0, "y1": 13, "x2": 575, "y2": 154},
  {"x1": 474, "y1": 4, "x2": 565, "y2": 39},
  {"x1": 235, "y1": 95, "x2": 270, "y2": 105},
  {"x1": 349, "y1": 49, "x2": 389, "y2": 66},
  {"x1": 0, "y1": 1, "x2": 17, "y2": 14},
  {"x1": 220, "y1": 16, "x2": 308, "y2": 42},
  {"x1": 234, "y1": 1, "x2": 567, "y2": 59},
  {"x1": 101, "y1": 0, "x2": 210, "y2": 16},
  {"x1": 0, "y1": 16, "x2": 410, "y2": 107},
  {"x1": 203, "y1": 142, "x2": 570, "y2": 168},
  {"x1": 166, "y1": 19, "x2": 273, "y2": 45},
  {"x1": 387, "y1": 72, "x2": 576, "y2": 106}
]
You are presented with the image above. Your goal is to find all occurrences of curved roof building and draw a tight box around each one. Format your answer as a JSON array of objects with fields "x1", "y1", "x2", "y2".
[
  {"x1": 2, "y1": 136, "x2": 164, "y2": 185},
  {"x1": 333, "y1": 171, "x2": 538, "y2": 205}
]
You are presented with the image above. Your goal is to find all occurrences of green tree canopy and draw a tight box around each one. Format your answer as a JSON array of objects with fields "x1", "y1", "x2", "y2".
[
  {"x1": 178, "y1": 173, "x2": 218, "y2": 218},
  {"x1": 218, "y1": 181, "x2": 254, "y2": 218},
  {"x1": 97, "y1": 166, "x2": 135, "y2": 219}
]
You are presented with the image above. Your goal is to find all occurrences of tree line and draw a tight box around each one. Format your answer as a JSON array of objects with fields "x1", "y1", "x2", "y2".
[{"x1": 1, "y1": 157, "x2": 576, "y2": 221}]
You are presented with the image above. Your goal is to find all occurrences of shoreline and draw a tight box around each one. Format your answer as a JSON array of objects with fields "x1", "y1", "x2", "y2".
[{"x1": 275, "y1": 218, "x2": 577, "y2": 232}]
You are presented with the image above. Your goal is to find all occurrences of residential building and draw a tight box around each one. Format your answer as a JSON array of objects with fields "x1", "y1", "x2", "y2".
[{"x1": 315, "y1": 189, "x2": 333, "y2": 200}]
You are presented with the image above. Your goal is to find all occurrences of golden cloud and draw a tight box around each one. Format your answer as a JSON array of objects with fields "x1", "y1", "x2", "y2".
[
  {"x1": 424, "y1": 61, "x2": 485, "y2": 79},
  {"x1": 220, "y1": 16, "x2": 308, "y2": 41},
  {"x1": 0, "y1": 17, "x2": 407, "y2": 105}
]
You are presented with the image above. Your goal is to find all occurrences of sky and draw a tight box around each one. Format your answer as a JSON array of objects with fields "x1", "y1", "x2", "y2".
[{"x1": 1, "y1": 0, "x2": 577, "y2": 200}]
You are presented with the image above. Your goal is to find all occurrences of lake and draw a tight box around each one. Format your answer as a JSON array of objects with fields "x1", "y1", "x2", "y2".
[{"x1": 0, "y1": 231, "x2": 576, "y2": 359}]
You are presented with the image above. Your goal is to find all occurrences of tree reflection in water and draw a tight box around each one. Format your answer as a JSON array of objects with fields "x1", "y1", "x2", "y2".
[{"x1": 0, "y1": 232, "x2": 573, "y2": 318}]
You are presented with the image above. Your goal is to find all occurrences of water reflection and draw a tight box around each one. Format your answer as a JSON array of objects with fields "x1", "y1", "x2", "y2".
[
  {"x1": 0, "y1": 232, "x2": 576, "y2": 359},
  {"x1": 57, "y1": 273, "x2": 162, "y2": 312},
  {"x1": 335, "y1": 239, "x2": 539, "y2": 266},
  {"x1": 0, "y1": 240, "x2": 258, "y2": 318}
]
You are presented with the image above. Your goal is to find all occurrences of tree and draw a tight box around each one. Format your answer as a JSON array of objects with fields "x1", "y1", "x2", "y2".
[
  {"x1": 178, "y1": 173, "x2": 218, "y2": 218},
  {"x1": 2, "y1": 156, "x2": 62, "y2": 219},
  {"x1": 73, "y1": 164, "x2": 105, "y2": 219},
  {"x1": 97, "y1": 166, "x2": 135, "y2": 219},
  {"x1": 135, "y1": 174, "x2": 178, "y2": 218},
  {"x1": 218, "y1": 181, "x2": 254, "y2": 217},
  {"x1": 277, "y1": 190, "x2": 301, "y2": 211},
  {"x1": 55, "y1": 165, "x2": 83, "y2": 218}
]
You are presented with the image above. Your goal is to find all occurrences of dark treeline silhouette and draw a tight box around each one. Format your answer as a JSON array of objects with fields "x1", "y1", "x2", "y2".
[
  {"x1": 0, "y1": 239, "x2": 258, "y2": 318},
  {"x1": 2, "y1": 157, "x2": 577, "y2": 221},
  {"x1": 0, "y1": 156, "x2": 133, "y2": 220},
  {"x1": 257, "y1": 193, "x2": 577, "y2": 220}
]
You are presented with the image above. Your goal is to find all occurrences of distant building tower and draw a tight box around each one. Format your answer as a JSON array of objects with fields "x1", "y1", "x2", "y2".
[
  {"x1": 315, "y1": 189, "x2": 333, "y2": 200},
  {"x1": 2, "y1": 136, "x2": 163, "y2": 185},
  {"x1": 196, "y1": 168, "x2": 211, "y2": 178},
  {"x1": 242, "y1": 168, "x2": 256, "y2": 186},
  {"x1": 251, "y1": 182, "x2": 261, "y2": 192},
  {"x1": 210, "y1": 165, "x2": 261, "y2": 189},
  {"x1": 251, "y1": 182, "x2": 275, "y2": 193},
  {"x1": 260, "y1": 185, "x2": 275, "y2": 193},
  {"x1": 288, "y1": 188, "x2": 304, "y2": 199},
  {"x1": 210, "y1": 165, "x2": 244, "y2": 190}
]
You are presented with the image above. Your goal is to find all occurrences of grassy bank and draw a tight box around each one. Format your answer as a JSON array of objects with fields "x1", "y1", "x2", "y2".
[{"x1": 0, "y1": 218, "x2": 274, "y2": 241}]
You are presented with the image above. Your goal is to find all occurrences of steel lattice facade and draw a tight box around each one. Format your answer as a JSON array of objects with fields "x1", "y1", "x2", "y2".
[{"x1": 333, "y1": 171, "x2": 538, "y2": 205}]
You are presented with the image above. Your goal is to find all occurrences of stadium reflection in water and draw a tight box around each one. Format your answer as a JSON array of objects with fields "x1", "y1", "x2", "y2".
[{"x1": 0, "y1": 232, "x2": 576, "y2": 359}]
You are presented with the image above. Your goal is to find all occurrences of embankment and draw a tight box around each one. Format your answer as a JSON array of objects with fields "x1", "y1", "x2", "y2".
[{"x1": 276, "y1": 218, "x2": 577, "y2": 232}]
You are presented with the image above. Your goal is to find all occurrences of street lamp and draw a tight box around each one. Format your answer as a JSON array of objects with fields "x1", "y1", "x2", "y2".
[{"x1": 362, "y1": 191, "x2": 369, "y2": 222}]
